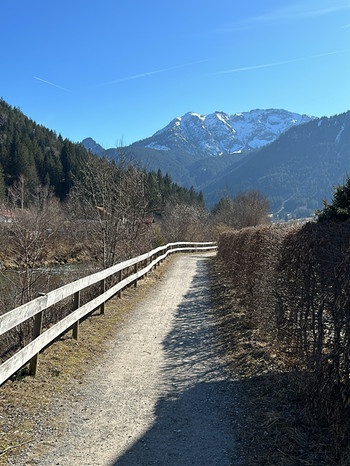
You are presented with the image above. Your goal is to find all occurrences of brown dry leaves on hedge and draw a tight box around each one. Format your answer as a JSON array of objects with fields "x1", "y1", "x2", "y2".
[
  {"x1": 209, "y1": 244, "x2": 342, "y2": 465},
  {"x1": 212, "y1": 223, "x2": 350, "y2": 465}
]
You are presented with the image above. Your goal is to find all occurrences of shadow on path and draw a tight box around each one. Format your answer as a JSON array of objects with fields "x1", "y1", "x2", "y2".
[{"x1": 111, "y1": 256, "x2": 242, "y2": 465}]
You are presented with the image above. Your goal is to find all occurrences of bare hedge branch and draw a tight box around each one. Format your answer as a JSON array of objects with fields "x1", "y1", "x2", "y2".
[{"x1": 217, "y1": 221, "x2": 350, "y2": 458}]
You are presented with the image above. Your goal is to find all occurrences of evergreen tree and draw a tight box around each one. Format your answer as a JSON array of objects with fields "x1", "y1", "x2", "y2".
[{"x1": 316, "y1": 176, "x2": 350, "y2": 222}]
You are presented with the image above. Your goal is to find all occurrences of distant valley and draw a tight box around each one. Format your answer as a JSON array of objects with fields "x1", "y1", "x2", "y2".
[{"x1": 83, "y1": 108, "x2": 350, "y2": 220}]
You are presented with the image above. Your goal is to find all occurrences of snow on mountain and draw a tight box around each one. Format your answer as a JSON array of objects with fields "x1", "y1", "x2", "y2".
[{"x1": 140, "y1": 109, "x2": 314, "y2": 157}]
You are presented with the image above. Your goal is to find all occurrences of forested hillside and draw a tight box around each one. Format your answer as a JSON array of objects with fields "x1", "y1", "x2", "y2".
[
  {"x1": 203, "y1": 111, "x2": 350, "y2": 217},
  {"x1": 0, "y1": 98, "x2": 204, "y2": 208},
  {"x1": 0, "y1": 99, "x2": 86, "y2": 200}
]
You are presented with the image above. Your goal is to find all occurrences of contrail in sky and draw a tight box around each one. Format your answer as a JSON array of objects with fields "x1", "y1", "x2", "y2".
[
  {"x1": 219, "y1": 1, "x2": 350, "y2": 33},
  {"x1": 97, "y1": 60, "x2": 208, "y2": 87},
  {"x1": 33, "y1": 76, "x2": 72, "y2": 92},
  {"x1": 248, "y1": 2, "x2": 350, "y2": 24},
  {"x1": 213, "y1": 50, "x2": 350, "y2": 75},
  {"x1": 99, "y1": 68, "x2": 173, "y2": 86}
]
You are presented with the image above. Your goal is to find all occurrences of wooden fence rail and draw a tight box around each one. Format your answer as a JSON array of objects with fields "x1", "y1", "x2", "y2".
[{"x1": 0, "y1": 241, "x2": 216, "y2": 386}]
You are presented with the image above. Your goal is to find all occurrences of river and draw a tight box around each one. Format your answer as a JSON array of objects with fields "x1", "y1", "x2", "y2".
[{"x1": 0, "y1": 261, "x2": 99, "y2": 315}]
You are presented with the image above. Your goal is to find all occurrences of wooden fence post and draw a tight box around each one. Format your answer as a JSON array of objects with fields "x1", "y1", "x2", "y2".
[
  {"x1": 117, "y1": 270, "x2": 122, "y2": 298},
  {"x1": 72, "y1": 291, "x2": 80, "y2": 340},
  {"x1": 29, "y1": 310, "x2": 43, "y2": 376},
  {"x1": 100, "y1": 279, "x2": 106, "y2": 314},
  {"x1": 134, "y1": 262, "x2": 138, "y2": 288},
  {"x1": 140, "y1": 259, "x2": 146, "y2": 279}
]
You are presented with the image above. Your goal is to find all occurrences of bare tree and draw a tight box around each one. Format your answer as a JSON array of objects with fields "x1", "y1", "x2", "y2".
[
  {"x1": 5, "y1": 183, "x2": 64, "y2": 305},
  {"x1": 69, "y1": 153, "x2": 150, "y2": 268},
  {"x1": 212, "y1": 190, "x2": 270, "y2": 230},
  {"x1": 161, "y1": 204, "x2": 210, "y2": 242},
  {"x1": 0, "y1": 181, "x2": 64, "y2": 348}
]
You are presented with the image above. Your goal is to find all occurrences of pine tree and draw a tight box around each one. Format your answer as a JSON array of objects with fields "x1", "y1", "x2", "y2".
[{"x1": 316, "y1": 176, "x2": 350, "y2": 222}]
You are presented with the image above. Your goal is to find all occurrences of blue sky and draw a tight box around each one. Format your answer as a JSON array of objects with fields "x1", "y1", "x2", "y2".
[{"x1": 1, "y1": 0, "x2": 350, "y2": 148}]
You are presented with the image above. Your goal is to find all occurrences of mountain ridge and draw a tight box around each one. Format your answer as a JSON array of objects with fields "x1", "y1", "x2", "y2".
[
  {"x1": 130, "y1": 108, "x2": 314, "y2": 157},
  {"x1": 203, "y1": 110, "x2": 350, "y2": 218},
  {"x1": 82, "y1": 108, "x2": 350, "y2": 219}
]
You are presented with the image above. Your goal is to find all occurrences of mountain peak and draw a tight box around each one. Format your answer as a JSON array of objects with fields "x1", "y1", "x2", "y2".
[
  {"x1": 140, "y1": 109, "x2": 314, "y2": 157},
  {"x1": 81, "y1": 137, "x2": 105, "y2": 156}
]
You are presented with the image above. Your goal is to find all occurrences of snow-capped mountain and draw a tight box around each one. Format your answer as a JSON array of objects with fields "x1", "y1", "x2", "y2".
[
  {"x1": 82, "y1": 108, "x2": 350, "y2": 219},
  {"x1": 203, "y1": 110, "x2": 350, "y2": 218},
  {"x1": 135, "y1": 109, "x2": 313, "y2": 157}
]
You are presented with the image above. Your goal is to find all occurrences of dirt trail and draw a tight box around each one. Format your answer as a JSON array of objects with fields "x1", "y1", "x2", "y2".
[{"x1": 32, "y1": 253, "x2": 241, "y2": 465}]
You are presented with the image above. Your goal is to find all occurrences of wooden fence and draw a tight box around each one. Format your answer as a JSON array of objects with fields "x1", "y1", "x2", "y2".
[{"x1": 0, "y1": 241, "x2": 216, "y2": 386}]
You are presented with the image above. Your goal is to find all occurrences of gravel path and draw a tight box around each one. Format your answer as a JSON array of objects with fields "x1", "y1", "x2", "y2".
[{"x1": 37, "y1": 253, "x2": 240, "y2": 465}]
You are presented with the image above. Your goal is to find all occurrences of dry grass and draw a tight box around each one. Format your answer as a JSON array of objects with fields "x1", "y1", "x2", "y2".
[
  {"x1": 208, "y1": 257, "x2": 339, "y2": 466},
  {"x1": 0, "y1": 260, "x2": 170, "y2": 465}
]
